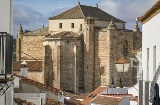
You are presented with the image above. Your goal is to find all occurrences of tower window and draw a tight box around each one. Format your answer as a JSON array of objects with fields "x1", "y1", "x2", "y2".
[
  {"x1": 71, "y1": 23, "x2": 74, "y2": 28},
  {"x1": 123, "y1": 40, "x2": 128, "y2": 56},
  {"x1": 59, "y1": 23, "x2": 62, "y2": 28},
  {"x1": 80, "y1": 24, "x2": 82, "y2": 31}
]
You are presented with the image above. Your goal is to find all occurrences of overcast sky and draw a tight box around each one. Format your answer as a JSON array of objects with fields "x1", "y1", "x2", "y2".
[{"x1": 13, "y1": 0, "x2": 157, "y2": 37}]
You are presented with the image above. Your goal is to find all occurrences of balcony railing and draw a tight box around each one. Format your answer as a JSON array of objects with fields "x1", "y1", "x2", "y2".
[{"x1": 0, "y1": 32, "x2": 13, "y2": 75}]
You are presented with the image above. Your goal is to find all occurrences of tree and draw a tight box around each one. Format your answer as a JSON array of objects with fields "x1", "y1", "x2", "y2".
[{"x1": 119, "y1": 76, "x2": 123, "y2": 88}]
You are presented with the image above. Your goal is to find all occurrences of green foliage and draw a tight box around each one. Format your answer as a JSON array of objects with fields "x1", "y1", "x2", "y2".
[{"x1": 119, "y1": 76, "x2": 123, "y2": 88}]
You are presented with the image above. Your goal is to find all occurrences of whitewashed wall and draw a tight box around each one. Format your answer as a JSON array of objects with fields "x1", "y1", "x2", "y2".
[
  {"x1": 49, "y1": 19, "x2": 84, "y2": 34},
  {"x1": 142, "y1": 13, "x2": 160, "y2": 105},
  {"x1": 0, "y1": 0, "x2": 13, "y2": 34},
  {"x1": 100, "y1": 87, "x2": 128, "y2": 94},
  {"x1": 49, "y1": 19, "x2": 125, "y2": 35}
]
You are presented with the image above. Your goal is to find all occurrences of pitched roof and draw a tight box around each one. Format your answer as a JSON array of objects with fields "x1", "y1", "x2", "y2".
[
  {"x1": 90, "y1": 95, "x2": 124, "y2": 105},
  {"x1": 137, "y1": 0, "x2": 160, "y2": 23},
  {"x1": 81, "y1": 86, "x2": 108, "y2": 105},
  {"x1": 49, "y1": 4, "x2": 125, "y2": 23},
  {"x1": 13, "y1": 73, "x2": 62, "y2": 94},
  {"x1": 14, "y1": 98, "x2": 36, "y2": 105},
  {"x1": 13, "y1": 61, "x2": 42, "y2": 72},
  {"x1": 45, "y1": 31, "x2": 80, "y2": 39},
  {"x1": 23, "y1": 27, "x2": 49, "y2": 36}
]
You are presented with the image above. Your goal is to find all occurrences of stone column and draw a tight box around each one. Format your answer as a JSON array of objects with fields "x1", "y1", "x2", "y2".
[
  {"x1": 74, "y1": 45, "x2": 78, "y2": 93},
  {"x1": 57, "y1": 45, "x2": 61, "y2": 89}
]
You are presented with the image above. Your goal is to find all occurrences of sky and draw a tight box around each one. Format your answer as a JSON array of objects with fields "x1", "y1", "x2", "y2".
[{"x1": 13, "y1": 0, "x2": 157, "y2": 37}]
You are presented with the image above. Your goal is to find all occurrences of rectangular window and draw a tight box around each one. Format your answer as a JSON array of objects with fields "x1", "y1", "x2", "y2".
[
  {"x1": 71, "y1": 23, "x2": 74, "y2": 28},
  {"x1": 59, "y1": 23, "x2": 62, "y2": 28},
  {"x1": 146, "y1": 48, "x2": 149, "y2": 81},
  {"x1": 80, "y1": 24, "x2": 82, "y2": 31},
  {"x1": 153, "y1": 46, "x2": 156, "y2": 77}
]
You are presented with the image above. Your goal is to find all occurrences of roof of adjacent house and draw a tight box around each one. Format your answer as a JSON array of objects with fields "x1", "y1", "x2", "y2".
[
  {"x1": 13, "y1": 61, "x2": 42, "y2": 72},
  {"x1": 13, "y1": 73, "x2": 62, "y2": 94},
  {"x1": 90, "y1": 95, "x2": 124, "y2": 105},
  {"x1": 137, "y1": 0, "x2": 160, "y2": 23},
  {"x1": 45, "y1": 31, "x2": 81, "y2": 39},
  {"x1": 49, "y1": 4, "x2": 125, "y2": 23},
  {"x1": 14, "y1": 98, "x2": 35, "y2": 105},
  {"x1": 22, "y1": 27, "x2": 49, "y2": 36},
  {"x1": 81, "y1": 86, "x2": 107, "y2": 105},
  {"x1": 129, "y1": 96, "x2": 138, "y2": 102}
]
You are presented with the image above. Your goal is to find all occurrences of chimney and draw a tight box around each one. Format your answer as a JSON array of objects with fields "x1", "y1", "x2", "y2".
[{"x1": 20, "y1": 61, "x2": 28, "y2": 77}]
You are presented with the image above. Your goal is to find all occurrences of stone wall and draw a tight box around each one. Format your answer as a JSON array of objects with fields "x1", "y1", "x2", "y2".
[
  {"x1": 44, "y1": 38, "x2": 83, "y2": 93},
  {"x1": 21, "y1": 35, "x2": 44, "y2": 60}
]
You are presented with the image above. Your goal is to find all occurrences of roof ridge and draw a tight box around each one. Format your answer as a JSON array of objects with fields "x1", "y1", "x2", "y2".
[
  {"x1": 13, "y1": 73, "x2": 62, "y2": 94},
  {"x1": 79, "y1": 5, "x2": 85, "y2": 18}
]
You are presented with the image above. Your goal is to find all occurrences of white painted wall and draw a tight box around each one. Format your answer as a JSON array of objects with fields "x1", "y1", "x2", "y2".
[
  {"x1": 0, "y1": 81, "x2": 14, "y2": 105},
  {"x1": 49, "y1": 19, "x2": 125, "y2": 35},
  {"x1": 0, "y1": 0, "x2": 13, "y2": 34},
  {"x1": 100, "y1": 87, "x2": 128, "y2": 94},
  {"x1": 49, "y1": 19, "x2": 85, "y2": 34},
  {"x1": 130, "y1": 100, "x2": 138, "y2": 105},
  {"x1": 141, "y1": 12, "x2": 160, "y2": 105},
  {"x1": 14, "y1": 93, "x2": 46, "y2": 105},
  {"x1": 128, "y1": 84, "x2": 138, "y2": 97}
]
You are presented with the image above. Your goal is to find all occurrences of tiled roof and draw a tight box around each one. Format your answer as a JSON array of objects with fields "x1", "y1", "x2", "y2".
[
  {"x1": 49, "y1": 4, "x2": 125, "y2": 23},
  {"x1": 46, "y1": 98, "x2": 63, "y2": 105},
  {"x1": 14, "y1": 98, "x2": 35, "y2": 105},
  {"x1": 64, "y1": 98, "x2": 82, "y2": 105},
  {"x1": 137, "y1": 0, "x2": 160, "y2": 22},
  {"x1": 129, "y1": 96, "x2": 138, "y2": 102},
  {"x1": 13, "y1": 73, "x2": 62, "y2": 94},
  {"x1": 23, "y1": 27, "x2": 49, "y2": 36},
  {"x1": 81, "y1": 86, "x2": 107, "y2": 105},
  {"x1": 90, "y1": 95, "x2": 124, "y2": 105},
  {"x1": 45, "y1": 31, "x2": 80, "y2": 39},
  {"x1": 13, "y1": 61, "x2": 42, "y2": 72},
  {"x1": 101, "y1": 94, "x2": 133, "y2": 97}
]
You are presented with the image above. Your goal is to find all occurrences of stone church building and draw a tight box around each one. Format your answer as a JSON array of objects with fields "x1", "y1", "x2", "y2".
[{"x1": 13, "y1": 3, "x2": 142, "y2": 93}]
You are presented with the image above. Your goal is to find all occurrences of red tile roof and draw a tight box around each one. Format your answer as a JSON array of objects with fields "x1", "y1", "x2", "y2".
[
  {"x1": 101, "y1": 94, "x2": 133, "y2": 97},
  {"x1": 13, "y1": 73, "x2": 62, "y2": 94},
  {"x1": 129, "y1": 96, "x2": 138, "y2": 102},
  {"x1": 46, "y1": 98, "x2": 63, "y2": 105},
  {"x1": 64, "y1": 98, "x2": 82, "y2": 105},
  {"x1": 13, "y1": 61, "x2": 43, "y2": 72},
  {"x1": 90, "y1": 95, "x2": 124, "y2": 105},
  {"x1": 81, "y1": 86, "x2": 107, "y2": 105},
  {"x1": 14, "y1": 98, "x2": 35, "y2": 105}
]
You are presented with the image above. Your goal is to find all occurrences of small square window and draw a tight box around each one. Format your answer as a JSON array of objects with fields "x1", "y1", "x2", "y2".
[
  {"x1": 71, "y1": 23, "x2": 74, "y2": 28},
  {"x1": 59, "y1": 23, "x2": 62, "y2": 28}
]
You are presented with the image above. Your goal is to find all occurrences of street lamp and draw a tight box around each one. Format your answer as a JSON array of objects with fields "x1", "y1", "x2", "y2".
[{"x1": 115, "y1": 56, "x2": 130, "y2": 76}]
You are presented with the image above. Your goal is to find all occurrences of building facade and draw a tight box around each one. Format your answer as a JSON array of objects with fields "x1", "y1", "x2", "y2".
[
  {"x1": 137, "y1": 0, "x2": 160, "y2": 105},
  {"x1": 15, "y1": 3, "x2": 142, "y2": 93}
]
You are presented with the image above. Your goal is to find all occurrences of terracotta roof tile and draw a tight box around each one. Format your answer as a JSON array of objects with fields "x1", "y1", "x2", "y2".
[
  {"x1": 13, "y1": 73, "x2": 62, "y2": 94},
  {"x1": 46, "y1": 98, "x2": 63, "y2": 105},
  {"x1": 64, "y1": 98, "x2": 82, "y2": 105},
  {"x1": 13, "y1": 61, "x2": 42, "y2": 72},
  {"x1": 90, "y1": 95, "x2": 124, "y2": 105},
  {"x1": 129, "y1": 96, "x2": 138, "y2": 102},
  {"x1": 14, "y1": 98, "x2": 36, "y2": 105},
  {"x1": 49, "y1": 4, "x2": 125, "y2": 23},
  {"x1": 81, "y1": 86, "x2": 107, "y2": 105}
]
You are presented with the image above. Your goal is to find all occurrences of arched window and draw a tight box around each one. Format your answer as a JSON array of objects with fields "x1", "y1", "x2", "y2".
[{"x1": 123, "y1": 40, "x2": 128, "y2": 56}]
